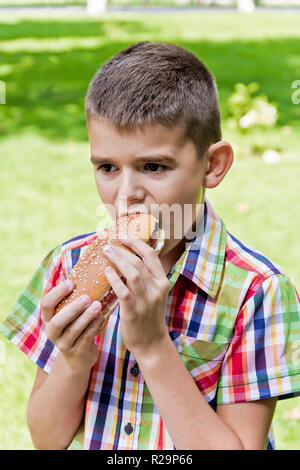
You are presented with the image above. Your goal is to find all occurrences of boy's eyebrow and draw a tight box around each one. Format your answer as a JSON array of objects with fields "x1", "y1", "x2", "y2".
[{"x1": 90, "y1": 154, "x2": 177, "y2": 165}]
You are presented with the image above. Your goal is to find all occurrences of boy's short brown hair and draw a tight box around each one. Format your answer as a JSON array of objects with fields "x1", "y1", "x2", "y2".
[{"x1": 85, "y1": 41, "x2": 221, "y2": 159}]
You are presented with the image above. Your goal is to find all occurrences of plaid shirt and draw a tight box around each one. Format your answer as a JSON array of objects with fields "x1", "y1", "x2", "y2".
[{"x1": 1, "y1": 197, "x2": 300, "y2": 450}]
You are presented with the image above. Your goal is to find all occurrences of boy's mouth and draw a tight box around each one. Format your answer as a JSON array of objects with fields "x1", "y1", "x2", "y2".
[{"x1": 120, "y1": 210, "x2": 142, "y2": 218}]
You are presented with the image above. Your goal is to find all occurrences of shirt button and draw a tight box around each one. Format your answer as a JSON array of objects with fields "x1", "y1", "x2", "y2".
[
  {"x1": 124, "y1": 423, "x2": 133, "y2": 435},
  {"x1": 130, "y1": 363, "x2": 139, "y2": 377}
]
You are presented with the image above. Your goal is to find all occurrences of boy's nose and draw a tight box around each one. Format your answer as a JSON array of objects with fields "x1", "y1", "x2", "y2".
[
  {"x1": 118, "y1": 181, "x2": 146, "y2": 218},
  {"x1": 118, "y1": 171, "x2": 146, "y2": 203}
]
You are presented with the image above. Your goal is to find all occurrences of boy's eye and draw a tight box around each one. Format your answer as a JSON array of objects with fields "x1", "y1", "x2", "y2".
[
  {"x1": 144, "y1": 163, "x2": 167, "y2": 173},
  {"x1": 97, "y1": 163, "x2": 167, "y2": 174},
  {"x1": 97, "y1": 164, "x2": 117, "y2": 173}
]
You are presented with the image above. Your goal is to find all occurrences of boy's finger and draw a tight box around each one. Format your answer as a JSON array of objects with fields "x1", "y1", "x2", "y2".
[
  {"x1": 118, "y1": 235, "x2": 165, "y2": 280},
  {"x1": 46, "y1": 294, "x2": 92, "y2": 342},
  {"x1": 59, "y1": 301, "x2": 102, "y2": 349},
  {"x1": 74, "y1": 314, "x2": 103, "y2": 351},
  {"x1": 41, "y1": 280, "x2": 74, "y2": 322}
]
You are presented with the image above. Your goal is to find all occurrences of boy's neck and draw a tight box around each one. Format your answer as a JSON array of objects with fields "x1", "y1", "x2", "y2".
[
  {"x1": 160, "y1": 207, "x2": 205, "y2": 276},
  {"x1": 159, "y1": 236, "x2": 188, "y2": 276}
]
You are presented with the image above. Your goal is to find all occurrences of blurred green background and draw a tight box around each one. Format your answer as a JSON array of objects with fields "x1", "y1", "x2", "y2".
[{"x1": 0, "y1": 3, "x2": 300, "y2": 450}]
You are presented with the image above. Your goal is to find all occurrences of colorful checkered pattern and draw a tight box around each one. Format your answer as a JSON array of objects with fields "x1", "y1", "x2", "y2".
[{"x1": 1, "y1": 197, "x2": 300, "y2": 450}]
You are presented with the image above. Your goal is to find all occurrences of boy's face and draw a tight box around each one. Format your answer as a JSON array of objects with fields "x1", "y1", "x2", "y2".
[{"x1": 87, "y1": 116, "x2": 208, "y2": 259}]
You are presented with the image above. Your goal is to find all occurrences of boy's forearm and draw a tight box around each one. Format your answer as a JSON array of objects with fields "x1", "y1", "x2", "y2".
[
  {"x1": 27, "y1": 352, "x2": 91, "y2": 450},
  {"x1": 134, "y1": 335, "x2": 244, "y2": 450}
]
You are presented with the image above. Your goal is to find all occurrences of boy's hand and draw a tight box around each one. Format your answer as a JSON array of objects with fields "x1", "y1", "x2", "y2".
[
  {"x1": 40, "y1": 281, "x2": 103, "y2": 372},
  {"x1": 102, "y1": 234, "x2": 170, "y2": 356}
]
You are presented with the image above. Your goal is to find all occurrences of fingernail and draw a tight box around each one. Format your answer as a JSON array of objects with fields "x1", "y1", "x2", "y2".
[
  {"x1": 66, "y1": 280, "x2": 73, "y2": 290},
  {"x1": 119, "y1": 231, "x2": 128, "y2": 239},
  {"x1": 103, "y1": 245, "x2": 114, "y2": 253},
  {"x1": 91, "y1": 301, "x2": 101, "y2": 312},
  {"x1": 81, "y1": 295, "x2": 90, "y2": 306}
]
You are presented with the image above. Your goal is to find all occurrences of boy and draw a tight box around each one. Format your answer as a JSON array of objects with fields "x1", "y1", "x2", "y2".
[{"x1": 1, "y1": 41, "x2": 300, "y2": 450}]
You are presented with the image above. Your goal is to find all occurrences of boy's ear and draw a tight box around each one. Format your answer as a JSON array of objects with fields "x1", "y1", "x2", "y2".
[{"x1": 203, "y1": 141, "x2": 234, "y2": 189}]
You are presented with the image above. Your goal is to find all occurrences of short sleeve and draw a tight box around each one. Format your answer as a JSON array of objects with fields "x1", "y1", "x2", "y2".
[
  {"x1": 217, "y1": 273, "x2": 300, "y2": 404},
  {"x1": 0, "y1": 244, "x2": 66, "y2": 373}
]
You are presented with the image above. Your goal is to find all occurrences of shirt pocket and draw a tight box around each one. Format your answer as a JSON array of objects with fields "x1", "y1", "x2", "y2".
[{"x1": 169, "y1": 330, "x2": 228, "y2": 400}]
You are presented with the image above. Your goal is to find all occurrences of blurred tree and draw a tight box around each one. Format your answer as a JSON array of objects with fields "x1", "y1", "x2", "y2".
[
  {"x1": 194, "y1": 0, "x2": 217, "y2": 4},
  {"x1": 87, "y1": 0, "x2": 107, "y2": 15},
  {"x1": 237, "y1": 0, "x2": 255, "y2": 12}
]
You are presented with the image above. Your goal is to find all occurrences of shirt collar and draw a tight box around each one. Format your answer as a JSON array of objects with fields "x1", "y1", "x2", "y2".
[{"x1": 177, "y1": 197, "x2": 227, "y2": 298}]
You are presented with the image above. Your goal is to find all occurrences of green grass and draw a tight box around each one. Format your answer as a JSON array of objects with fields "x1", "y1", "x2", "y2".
[
  {"x1": 0, "y1": 0, "x2": 85, "y2": 5},
  {"x1": 0, "y1": 0, "x2": 300, "y2": 6},
  {"x1": 0, "y1": 10, "x2": 300, "y2": 450}
]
